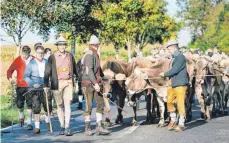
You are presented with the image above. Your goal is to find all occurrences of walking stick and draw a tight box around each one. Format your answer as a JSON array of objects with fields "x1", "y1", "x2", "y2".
[{"x1": 44, "y1": 88, "x2": 53, "y2": 133}]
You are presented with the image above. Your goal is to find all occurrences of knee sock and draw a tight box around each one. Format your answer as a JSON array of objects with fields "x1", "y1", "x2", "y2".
[
  {"x1": 34, "y1": 114, "x2": 40, "y2": 129},
  {"x1": 85, "y1": 115, "x2": 91, "y2": 122},
  {"x1": 27, "y1": 109, "x2": 32, "y2": 125},
  {"x1": 19, "y1": 108, "x2": 24, "y2": 119},
  {"x1": 170, "y1": 112, "x2": 176, "y2": 122},
  {"x1": 45, "y1": 113, "x2": 50, "y2": 123},
  {"x1": 96, "y1": 113, "x2": 102, "y2": 123},
  {"x1": 179, "y1": 115, "x2": 185, "y2": 126}
]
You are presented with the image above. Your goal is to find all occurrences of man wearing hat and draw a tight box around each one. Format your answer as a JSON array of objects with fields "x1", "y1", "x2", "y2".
[
  {"x1": 159, "y1": 40, "x2": 189, "y2": 132},
  {"x1": 44, "y1": 36, "x2": 78, "y2": 136},
  {"x1": 81, "y1": 35, "x2": 110, "y2": 136}
]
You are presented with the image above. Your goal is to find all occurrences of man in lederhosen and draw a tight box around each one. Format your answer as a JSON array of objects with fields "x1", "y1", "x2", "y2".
[
  {"x1": 44, "y1": 36, "x2": 78, "y2": 136},
  {"x1": 24, "y1": 45, "x2": 51, "y2": 134},
  {"x1": 7, "y1": 46, "x2": 34, "y2": 129},
  {"x1": 81, "y1": 35, "x2": 110, "y2": 136}
]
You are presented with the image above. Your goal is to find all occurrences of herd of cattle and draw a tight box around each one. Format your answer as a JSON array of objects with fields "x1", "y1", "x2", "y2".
[{"x1": 95, "y1": 49, "x2": 229, "y2": 127}]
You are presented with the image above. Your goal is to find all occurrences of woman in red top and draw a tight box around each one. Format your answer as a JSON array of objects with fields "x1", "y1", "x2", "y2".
[{"x1": 7, "y1": 46, "x2": 34, "y2": 129}]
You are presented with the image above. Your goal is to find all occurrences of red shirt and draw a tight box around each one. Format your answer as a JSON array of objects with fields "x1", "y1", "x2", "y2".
[{"x1": 7, "y1": 56, "x2": 34, "y2": 87}]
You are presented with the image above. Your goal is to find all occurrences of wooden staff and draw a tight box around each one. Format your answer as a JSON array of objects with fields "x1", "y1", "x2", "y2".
[{"x1": 44, "y1": 88, "x2": 53, "y2": 133}]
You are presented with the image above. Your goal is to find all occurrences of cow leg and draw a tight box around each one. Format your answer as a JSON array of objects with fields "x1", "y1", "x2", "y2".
[
  {"x1": 223, "y1": 85, "x2": 229, "y2": 115},
  {"x1": 130, "y1": 95, "x2": 138, "y2": 126},
  {"x1": 151, "y1": 92, "x2": 158, "y2": 121},
  {"x1": 185, "y1": 86, "x2": 192, "y2": 122},
  {"x1": 115, "y1": 92, "x2": 125, "y2": 124},
  {"x1": 104, "y1": 98, "x2": 111, "y2": 127},
  {"x1": 156, "y1": 97, "x2": 165, "y2": 128},
  {"x1": 145, "y1": 93, "x2": 154, "y2": 124},
  {"x1": 195, "y1": 85, "x2": 207, "y2": 119},
  {"x1": 131, "y1": 105, "x2": 138, "y2": 126},
  {"x1": 217, "y1": 91, "x2": 224, "y2": 116},
  {"x1": 212, "y1": 92, "x2": 218, "y2": 117}
]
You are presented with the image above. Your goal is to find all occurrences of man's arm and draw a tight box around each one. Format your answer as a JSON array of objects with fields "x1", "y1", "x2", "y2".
[
  {"x1": 44, "y1": 55, "x2": 52, "y2": 87},
  {"x1": 7, "y1": 59, "x2": 17, "y2": 80},
  {"x1": 164, "y1": 55, "x2": 186, "y2": 77},
  {"x1": 84, "y1": 54, "x2": 97, "y2": 84},
  {"x1": 24, "y1": 62, "x2": 33, "y2": 88},
  {"x1": 71, "y1": 54, "x2": 79, "y2": 79},
  {"x1": 100, "y1": 68, "x2": 104, "y2": 77}
]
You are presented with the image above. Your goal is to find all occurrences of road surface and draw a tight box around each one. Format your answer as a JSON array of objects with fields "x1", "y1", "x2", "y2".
[{"x1": 1, "y1": 98, "x2": 229, "y2": 143}]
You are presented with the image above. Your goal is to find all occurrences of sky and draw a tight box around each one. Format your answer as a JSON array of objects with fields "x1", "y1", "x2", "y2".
[{"x1": 1, "y1": 0, "x2": 191, "y2": 47}]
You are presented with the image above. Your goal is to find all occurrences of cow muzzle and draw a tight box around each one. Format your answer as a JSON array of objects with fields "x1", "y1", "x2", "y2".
[
  {"x1": 127, "y1": 101, "x2": 136, "y2": 107},
  {"x1": 196, "y1": 79, "x2": 204, "y2": 84}
]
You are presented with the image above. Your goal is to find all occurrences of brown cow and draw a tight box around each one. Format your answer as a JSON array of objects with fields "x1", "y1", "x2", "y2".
[
  {"x1": 102, "y1": 59, "x2": 129, "y2": 125},
  {"x1": 125, "y1": 58, "x2": 171, "y2": 127}
]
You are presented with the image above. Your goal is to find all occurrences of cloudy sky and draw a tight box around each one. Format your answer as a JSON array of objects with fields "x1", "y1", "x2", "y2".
[{"x1": 1, "y1": 0, "x2": 191, "y2": 46}]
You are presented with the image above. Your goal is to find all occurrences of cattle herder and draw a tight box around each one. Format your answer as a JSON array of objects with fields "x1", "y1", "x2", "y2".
[
  {"x1": 81, "y1": 35, "x2": 111, "y2": 136},
  {"x1": 159, "y1": 40, "x2": 189, "y2": 132}
]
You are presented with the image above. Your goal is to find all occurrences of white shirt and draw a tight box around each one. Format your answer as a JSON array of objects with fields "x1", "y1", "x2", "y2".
[{"x1": 35, "y1": 59, "x2": 45, "y2": 77}]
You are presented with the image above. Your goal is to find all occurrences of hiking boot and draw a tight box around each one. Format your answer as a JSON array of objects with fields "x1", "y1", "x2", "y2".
[
  {"x1": 175, "y1": 125, "x2": 185, "y2": 132},
  {"x1": 26, "y1": 124, "x2": 33, "y2": 130},
  {"x1": 65, "y1": 128, "x2": 73, "y2": 136},
  {"x1": 85, "y1": 122, "x2": 93, "y2": 136},
  {"x1": 168, "y1": 121, "x2": 176, "y2": 131},
  {"x1": 18, "y1": 118, "x2": 24, "y2": 127},
  {"x1": 59, "y1": 127, "x2": 65, "y2": 135},
  {"x1": 46, "y1": 122, "x2": 52, "y2": 132},
  {"x1": 33, "y1": 128, "x2": 40, "y2": 134},
  {"x1": 96, "y1": 121, "x2": 111, "y2": 135}
]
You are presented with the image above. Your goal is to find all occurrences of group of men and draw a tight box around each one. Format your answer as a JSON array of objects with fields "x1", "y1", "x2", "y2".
[{"x1": 7, "y1": 35, "x2": 110, "y2": 136}]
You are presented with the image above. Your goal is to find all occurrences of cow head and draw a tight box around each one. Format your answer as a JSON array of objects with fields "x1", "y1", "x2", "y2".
[
  {"x1": 125, "y1": 67, "x2": 148, "y2": 106},
  {"x1": 195, "y1": 58, "x2": 209, "y2": 84},
  {"x1": 102, "y1": 69, "x2": 115, "y2": 98}
]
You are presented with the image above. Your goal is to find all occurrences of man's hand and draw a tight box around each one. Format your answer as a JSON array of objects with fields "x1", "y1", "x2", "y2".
[
  {"x1": 103, "y1": 93, "x2": 112, "y2": 99},
  {"x1": 159, "y1": 72, "x2": 165, "y2": 77},
  {"x1": 33, "y1": 84, "x2": 40, "y2": 88},
  {"x1": 94, "y1": 83, "x2": 101, "y2": 92}
]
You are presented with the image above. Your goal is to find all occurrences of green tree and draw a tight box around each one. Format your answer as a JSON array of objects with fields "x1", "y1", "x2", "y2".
[
  {"x1": 0, "y1": 0, "x2": 46, "y2": 56},
  {"x1": 97, "y1": 0, "x2": 180, "y2": 61},
  {"x1": 178, "y1": 1, "x2": 229, "y2": 52},
  {"x1": 37, "y1": 0, "x2": 101, "y2": 55}
]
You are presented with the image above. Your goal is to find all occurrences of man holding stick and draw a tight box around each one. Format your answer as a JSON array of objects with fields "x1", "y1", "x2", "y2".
[
  {"x1": 24, "y1": 45, "x2": 51, "y2": 134},
  {"x1": 44, "y1": 36, "x2": 78, "y2": 136}
]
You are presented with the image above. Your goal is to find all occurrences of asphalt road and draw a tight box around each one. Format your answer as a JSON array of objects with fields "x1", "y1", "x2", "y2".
[{"x1": 1, "y1": 98, "x2": 229, "y2": 143}]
